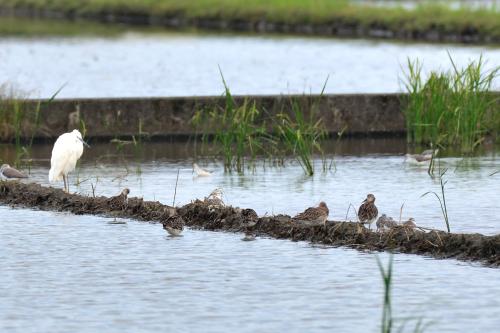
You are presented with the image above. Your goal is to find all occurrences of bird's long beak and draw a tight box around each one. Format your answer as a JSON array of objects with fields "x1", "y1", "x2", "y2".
[
  {"x1": 362, "y1": 199, "x2": 367, "y2": 203},
  {"x1": 79, "y1": 137, "x2": 90, "y2": 148}
]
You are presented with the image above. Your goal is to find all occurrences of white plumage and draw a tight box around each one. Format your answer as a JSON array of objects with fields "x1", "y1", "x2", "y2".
[
  {"x1": 49, "y1": 129, "x2": 89, "y2": 192},
  {"x1": 193, "y1": 163, "x2": 212, "y2": 177}
]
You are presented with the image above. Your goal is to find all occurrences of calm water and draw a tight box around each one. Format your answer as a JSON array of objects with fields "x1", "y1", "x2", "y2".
[
  {"x1": 1, "y1": 140, "x2": 500, "y2": 332},
  {"x1": 0, "y1": 33, "x2": 499, "y2": 98}
]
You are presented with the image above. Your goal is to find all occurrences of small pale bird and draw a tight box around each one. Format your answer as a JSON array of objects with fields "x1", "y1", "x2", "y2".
[
  {"x1": 0, "y1": 164, "x2": 28, "y2": 180},
  {"x1": 402, "y1": 218, "x2": 417, "y2": 229},
  {"x1": 204, "y1": 188, "x2": 225, "y2": 208},
  {"x1": 376, "y1": 214, "x2": 397, "y2": 232},
  {"x1": 405, "y1": 149, "x2": 439, "y2": 163},
  {"x1": 49, "y1": 129, "x2": 89, "y2": 193},
  {"x1": 162, "y1": 214, "x2": 185, "y2": 236},
  {"x1": 193, "y1": 163, "x2": 212, "y2": 177},
  {"x1": 358, "y1": 194, "x2": 378, "y2": 230},
  {"x1": 108, "y1": 188, "x2": 130, "y2": 210},
  {"x1": 293, "y1": 202, "x2": 329, "y2": 225}
]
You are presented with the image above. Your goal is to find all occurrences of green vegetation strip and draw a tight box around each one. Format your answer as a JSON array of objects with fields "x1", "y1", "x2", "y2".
[
  {"x1": 1, "y1": 181, "x2": 499, "y2": 267},
  {"x1": 2, "y1": 0, "x2": 500, "y2": 42}
]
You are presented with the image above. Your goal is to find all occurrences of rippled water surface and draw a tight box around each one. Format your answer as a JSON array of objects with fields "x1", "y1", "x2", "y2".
[
  {"x1": 1, "y1": 140, "x2": 500, "y2": 332},
  {"x1": 0, "y1": 33, "x2": 499, "y2": 98}
]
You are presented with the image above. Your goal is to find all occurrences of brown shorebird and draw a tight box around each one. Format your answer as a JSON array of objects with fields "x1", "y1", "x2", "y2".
[
  {"x1": 241, "y1": 230, "x2": 256, "y2": 241},
  {"x1": 108, "y1": 188, "x2": 130, "y2": 210},
  {"x1": 163, "y1": 214, "x2": 185, "y2": 236},
  {"x1": 358, "y1": 194, "x2": 378, "y2": 230},
  {"x1": 376, "y1": 214, "x2": 397, "y2": 232},
  {"x1": 402, "y1": 218, "x2": 417, "y2": 229},
  {"x1": 0, "y1": 164, "x2": 28, "y2": 180},
  {"x1": 293, "y1": 202, "x2": 329, "y2": 225}
]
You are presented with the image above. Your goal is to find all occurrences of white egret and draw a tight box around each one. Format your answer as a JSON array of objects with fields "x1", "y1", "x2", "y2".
[
  {"x1": 0, "y1": 164, "x2": 28, "y2": 180},
  {"x1": 48, "y1": 129, "x2": 89, "y2": 193}
]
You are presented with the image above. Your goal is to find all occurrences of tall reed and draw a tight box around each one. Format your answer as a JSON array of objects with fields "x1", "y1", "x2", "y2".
[
  {"x1": 403, "y1": 55, "x2": 499, "y2": 152},
  {"x1": 275, "y1": 98, "x2": 327, "y2": 176},
  {"x1": 192, "y1": 73, "x2": 271, "y2": 173}
]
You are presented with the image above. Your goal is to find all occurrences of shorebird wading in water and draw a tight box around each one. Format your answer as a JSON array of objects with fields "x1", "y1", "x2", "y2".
[
  {"x1": 405, "y1": 149, "x2": 439, "y2": 163},
  {"x1": 0, "y1": 164, "x2": 28, "y2": 180},
  {"x1": 358, "y1": 194, "x2": 378, "y2": 230},
  {"x1": 163, "y1": 214, "x2": 185, "y2": 236},
  {"x1": 293, "y1": 202, "x2": 329, "y2": 226},
  {"x1": 49, "y1": 129, "x2": 90, "y2": 193},
  {"x1": 193, "y1": 163, "x2": 212, "y2": 177}
]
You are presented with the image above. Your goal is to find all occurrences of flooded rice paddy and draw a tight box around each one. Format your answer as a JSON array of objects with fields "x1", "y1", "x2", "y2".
[
  {"x1": 1, "y1": 139, "x2": 500, "y2": 331},
  {"x1": 0, "y1": 32, "x2": 499, "y2": 98}
]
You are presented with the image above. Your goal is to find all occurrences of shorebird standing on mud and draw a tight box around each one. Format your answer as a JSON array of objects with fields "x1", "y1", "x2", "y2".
[
  {"x1": 358, "y1": 194, "x2": 378, "y2": 230},
  {"x1": 293, "y1": 202, "x2": 329, "y2": 226},
  {"x1": 376, "y1": 214, "x2": 397, "y2": 232},
  {"x1": 108, "y1": 188, "x2": 130, "y2": 210},
  {"x1": 162, "y1": 214, "x2": 185, "y2": 237},
  {"x1": 0, "y1": 164, "x2": 28, "y2": 180},
  {"x1": 402, "y1": 218, "x2": 417, "y2": 229}
]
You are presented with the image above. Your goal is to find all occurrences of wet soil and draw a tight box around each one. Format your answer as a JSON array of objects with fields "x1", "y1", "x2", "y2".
[{"x1": 1, "y1": 181, "x2": 499, "y2": 267}]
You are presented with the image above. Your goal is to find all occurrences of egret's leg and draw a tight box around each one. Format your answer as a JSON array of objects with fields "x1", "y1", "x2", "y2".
[
  {"x1": 66, "y1": 174, "x2": 70, "y2": 193},
  {"x1": 63, "y1": 175, "x2": 67, "y2": 193}
]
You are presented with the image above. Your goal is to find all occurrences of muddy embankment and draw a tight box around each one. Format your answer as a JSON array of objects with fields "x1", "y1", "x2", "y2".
[
  {"x1": 0, "y1": 94, "x2": 406, "y2": 143},
  {"x1": 1, "y1": 181, "x2": 499, "y2": 267},
  {"x1": 0, "y1": 5, "x2": 498, "y2": 44}
]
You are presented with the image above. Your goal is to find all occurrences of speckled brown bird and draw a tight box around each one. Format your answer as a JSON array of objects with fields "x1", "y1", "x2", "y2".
[
  {"x1": 358, "y1": 194, "x2": 378, "y2": 230},
  {"x1": 0, "y1": 164, "x2": 28, "y2": 180},
  {"x1": 293, "y1": 202, "x2": 329, "y2": 225},
  {"x1": 163, "y1": 214, "x2": 185, "y2": 236},
  {"x1": 108, "y1": 188, "x2": 130, "y2": 210}
]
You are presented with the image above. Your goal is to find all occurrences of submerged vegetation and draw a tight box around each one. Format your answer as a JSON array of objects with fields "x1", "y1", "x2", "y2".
[
  {"x1": 192, "y1": 77, "x2": 327, "y2": 175},
  {"x1": 1, "y1": 0, "x2": 500, "y2": 42},
  {"x1": 403, "y1": 56, "x2": 499, "y2": 152}
]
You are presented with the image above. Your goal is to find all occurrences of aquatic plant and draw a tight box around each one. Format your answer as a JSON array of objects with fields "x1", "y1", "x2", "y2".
[
  {"x1": 403, "y1": 55, "x2": 499, "y2": 152},
  {"x1": 421, "y1": 168, "x2": 450, "y2": 233},
  {"x1": 275, "y1": 101, "x2": 326, "y2": 176},
  {"x1": 192, "y1": 72, "x2": 272, "y2": 173},
  {"x1": 376, "y1": 255, "x2": 393, "y2": 333},
  {"x1": 377, "y1": 255, "x2": 429, "y2": 333}
]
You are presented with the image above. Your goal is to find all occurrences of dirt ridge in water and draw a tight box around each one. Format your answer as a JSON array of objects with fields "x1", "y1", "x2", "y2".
[{"x1": 1, "y1": 181, "x2": 499, "y2": 267}]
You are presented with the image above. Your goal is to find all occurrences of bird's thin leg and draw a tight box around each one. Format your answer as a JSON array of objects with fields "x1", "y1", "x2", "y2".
[
  {"x1": 63, "y1": 175, "x2": 67, "y2": 193},
  {"x1": 66, "y1": 174, "x2": 70, "y2": 193}
]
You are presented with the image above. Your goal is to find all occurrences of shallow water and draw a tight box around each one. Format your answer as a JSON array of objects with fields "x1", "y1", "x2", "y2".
[
  {"x1": 1, "y1": 208, "x2": 500, "y2": 333},
  {"x1": 0, "y1": 33, "x2": 498, "y2": 98},
  {"x1": 1, "y1": 139, "x2": 500, "y2": 332}
]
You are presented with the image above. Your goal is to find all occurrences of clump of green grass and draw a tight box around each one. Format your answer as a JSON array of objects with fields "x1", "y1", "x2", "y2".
[
  {"x1": 275, "y1": 98, "x2": 327, "y2": 176},
  {"x1": 403, "y1": 55, "x2": 499, "y2": 152},
  {"x1": 0, "y1": 83, "x2": 62, "y2": 167},
  {"x1": 192, "y1": 74, "x2": 328, "y2": 175},
  {"x1": 192, "y1": 73, "x2": 271, "y2": 173}
]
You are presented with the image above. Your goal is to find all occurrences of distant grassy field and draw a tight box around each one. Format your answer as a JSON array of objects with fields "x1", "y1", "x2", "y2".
[{"x1": 2, "y1": 0, "x2": 500, "y2": 42}]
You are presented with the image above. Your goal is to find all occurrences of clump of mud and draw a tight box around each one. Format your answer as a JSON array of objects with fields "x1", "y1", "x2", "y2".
[{"x1": 1, "y1": 181, "x2": 499, "y2": 267}]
